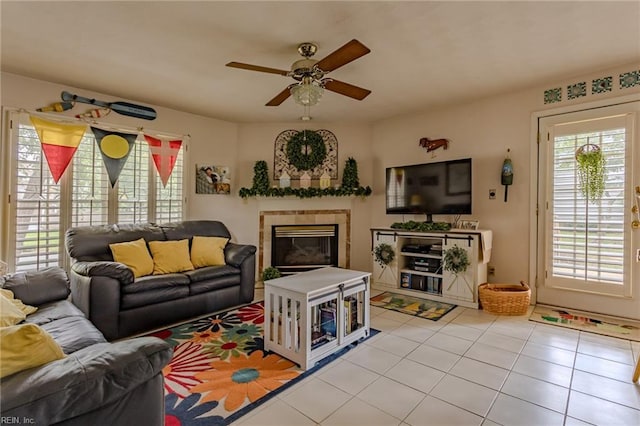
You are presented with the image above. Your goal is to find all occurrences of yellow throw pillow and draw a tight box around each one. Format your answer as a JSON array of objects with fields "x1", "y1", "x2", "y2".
[
  {"x1": 0, "y1": 323, "x2": 66, "y2": 378},
  {"x1": 191, "y1": 236, "x2": 229, "y2": 268},
  {"x1": 109, "y1": 238, "x2": 154, "y2": 278},
  {"x1": 0, "y1": 293, "x2": 26, "y2": 327},
  {"x1": 148, "y1": 239, "x2": 194, "y2": 275},
  {"x1": 0, "y1": 289, "x2": 37, "y2": 316}
]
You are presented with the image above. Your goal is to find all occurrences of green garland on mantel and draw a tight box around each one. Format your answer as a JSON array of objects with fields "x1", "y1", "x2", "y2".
[
  {"x1": 239, "y1": 185, "x2": 372, "y2": 199},
  {"x1": 239, "y1": 158, "x2": 371, "y2": 199}
]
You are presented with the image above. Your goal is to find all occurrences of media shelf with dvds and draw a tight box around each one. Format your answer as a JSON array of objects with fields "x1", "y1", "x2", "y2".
[{"x1": 372, "y1": 228, "x2": 491, "y2": 309}]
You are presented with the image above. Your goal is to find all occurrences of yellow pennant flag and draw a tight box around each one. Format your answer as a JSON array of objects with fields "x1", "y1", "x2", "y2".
[{"x1": 29, "y1": 116, "x2": 87, "y2": 183}]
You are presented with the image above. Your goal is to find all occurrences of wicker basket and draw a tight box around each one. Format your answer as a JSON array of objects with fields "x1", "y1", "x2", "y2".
[{"x1": 478, "y1": 281, "x2": 531, "y2": 315}]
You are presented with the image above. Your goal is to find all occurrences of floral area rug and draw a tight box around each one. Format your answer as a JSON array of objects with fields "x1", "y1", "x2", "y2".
[
  {"x1": 149, "y1": 301, "x2": 374, "y2": 425},
  {"x1": 529, "y1": 305, "x2": 640, "y2": 342},
  {"x1": 370, "y1": 291, "x2": 456, "y2": 321}
]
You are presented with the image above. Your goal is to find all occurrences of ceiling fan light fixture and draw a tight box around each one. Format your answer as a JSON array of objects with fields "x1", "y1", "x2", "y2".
[{"x1": 290, "y1": 79, "x2": 324, "y2": 106}]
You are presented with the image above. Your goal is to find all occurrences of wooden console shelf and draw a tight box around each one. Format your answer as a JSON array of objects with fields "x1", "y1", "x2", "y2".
[{"x1": 370, "y1": 228, "x2": 492, "y2": 309}]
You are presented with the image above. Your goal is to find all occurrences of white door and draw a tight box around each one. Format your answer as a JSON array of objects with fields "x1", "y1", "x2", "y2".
[
  {"x1": 536, "y1": 102, "x2": 640, "y2": 319},
  {"x1": 371, "y1": 232, "x2": 398, "y2": 287},
  {"x1": 442, "y1": 238, "x2": 476, "y2": 303}
]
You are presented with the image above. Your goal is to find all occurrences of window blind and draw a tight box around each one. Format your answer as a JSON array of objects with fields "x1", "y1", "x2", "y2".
[
  {"x1": 9, "y1": 113, "x2": 186, "y2": 272},
  {"x1": 551, "y1": 128, "x2": 626, "y2": 284}
]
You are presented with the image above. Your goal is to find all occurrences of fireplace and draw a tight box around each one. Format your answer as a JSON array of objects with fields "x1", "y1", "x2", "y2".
[
  {"x1": 259, "y1": 209, "x2": 350, "y2": 273},
  {"x1": 271, "y1": 224, "x2": 339, "y2": 275}
]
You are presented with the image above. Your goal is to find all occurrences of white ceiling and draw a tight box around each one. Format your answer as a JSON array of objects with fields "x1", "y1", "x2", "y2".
[{"x1": 2, "y1": 1, "x2": 639, "y2": 123}]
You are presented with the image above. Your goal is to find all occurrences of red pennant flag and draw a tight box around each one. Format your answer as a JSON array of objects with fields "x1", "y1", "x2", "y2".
[
  {"x1": 144, "y1": 135, "x2": 183, "y2": 187},
  {"x1": 29, "y1": 116, "x2": 87, "y2": 183}
]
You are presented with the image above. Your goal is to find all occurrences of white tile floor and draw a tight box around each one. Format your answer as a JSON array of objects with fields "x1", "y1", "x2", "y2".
[{"x1": 234, "y1": 290, "x2": 640, "y2": 426}]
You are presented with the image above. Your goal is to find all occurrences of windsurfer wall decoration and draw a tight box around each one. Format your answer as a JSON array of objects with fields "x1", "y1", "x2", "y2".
[{"x1": 61, "y1": 91, "x2": 157, "y2": 120}]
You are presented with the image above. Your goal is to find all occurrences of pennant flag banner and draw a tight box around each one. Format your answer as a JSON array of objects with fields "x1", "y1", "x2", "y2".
[
  {"x1": 144, "y1": 134, "x2": 182, "y2": 187},
  {"x1": 29, "y1": 116, "x2": 87, "y2": 183},
  {"x1": 91, "y1": 127, "x2": 138, "y2": 187}
]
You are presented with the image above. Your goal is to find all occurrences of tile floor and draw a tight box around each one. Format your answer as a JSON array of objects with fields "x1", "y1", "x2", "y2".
[{"x1": 234, "y1": 289, "x2": 640, "y2": 426}]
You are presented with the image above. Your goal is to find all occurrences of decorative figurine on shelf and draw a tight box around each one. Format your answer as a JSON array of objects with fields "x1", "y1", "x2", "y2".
[
  {"x1": 319, "y1": 171, "x2": 331, "y2": 189},
  {"x1": 279, "y1": 171, "x2": 291, "y2": 188},
  {"x1": 300, "y1": 171, "x2": 311, "y2": 189}
]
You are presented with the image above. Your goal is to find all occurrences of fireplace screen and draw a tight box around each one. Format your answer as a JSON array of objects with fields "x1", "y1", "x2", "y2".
[{"x1": 271, "y1": 224, "x2": 338, "y2": 274}]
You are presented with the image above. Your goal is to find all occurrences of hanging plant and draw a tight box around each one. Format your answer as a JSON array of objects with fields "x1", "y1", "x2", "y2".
[
  {"x1": 373, "y1": 243, "x2": 395, "y2": 267},
  {"x1": 286, "y1": 130, "x2": 327, "y2": 171},
  {"x1": 443, "y1": 245, "x2": 470, "y2": 275},
  {"x1": 575, "y1": 144, "x2": 605, "y2": 203}
]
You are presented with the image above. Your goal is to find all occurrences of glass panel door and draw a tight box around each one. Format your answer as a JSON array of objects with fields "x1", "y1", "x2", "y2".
[{"x1": 537, "y1": 102, "x2": 640, "y2": 318}]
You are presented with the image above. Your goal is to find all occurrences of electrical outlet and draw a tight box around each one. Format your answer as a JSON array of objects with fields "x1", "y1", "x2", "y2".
[
  {"x1": 489, "y1": 189, "x2": 496, "y2": 200},
  {"x1": 488, "y1": 265, "x2": 496, "y2": 275},
  {"x1": 637, "y1": 249, "x2": 640, "y2": 262}
]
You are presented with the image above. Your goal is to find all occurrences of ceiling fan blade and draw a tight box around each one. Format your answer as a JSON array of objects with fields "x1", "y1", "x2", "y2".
[
  {"x1": 226, "y1": 62, "x2": 289, "y2": 76},
  {"x1": 323, "y1": 79, "x2": 371, "y2": 101},
  {"x1": 266, "y1": 87, "x2": 292, "y2": 106},
  {"x1": 315, "y1": 39, "x2": 371, "y2": 72}
]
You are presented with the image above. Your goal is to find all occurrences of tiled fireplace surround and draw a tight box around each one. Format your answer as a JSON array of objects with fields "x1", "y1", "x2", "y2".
[{"x1": 258, "y1": 209, "x2": 351, "y2": 273}]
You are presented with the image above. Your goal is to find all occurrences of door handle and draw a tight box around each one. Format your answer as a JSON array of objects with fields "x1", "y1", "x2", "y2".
[{"x1": 633, "y1": 186, "x2": 640, "y2": 229}]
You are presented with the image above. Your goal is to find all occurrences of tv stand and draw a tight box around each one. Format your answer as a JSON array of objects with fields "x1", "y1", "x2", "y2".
[{"x1": 370, "y1": 227, "x2": 491, "y2": 309}]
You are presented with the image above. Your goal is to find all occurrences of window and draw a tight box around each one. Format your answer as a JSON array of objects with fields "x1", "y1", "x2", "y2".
[
  {"x1": 6, "y1": 112, "x2": 186, "y2": 272},
  {"x1": 549, "y1": 125, "x2": 626, "y2": 285}
]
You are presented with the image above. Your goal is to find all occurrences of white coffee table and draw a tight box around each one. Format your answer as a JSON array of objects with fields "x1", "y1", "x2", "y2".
[{"x1": 264, "y1": 267, "x2": 371, "y2": 370}]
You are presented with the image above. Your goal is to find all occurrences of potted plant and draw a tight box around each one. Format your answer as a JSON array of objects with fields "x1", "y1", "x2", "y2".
[
  {"x1": 575, "y1": 144, "x2": 605, "y2": 203},
  {"x1": 262, "y1": 266, "x2": 282, "y2": 281},
  {"x1": 261, "y1": 266, "x2": 281, "y2": 282},
  {"x1": 341, "y1": 157, "x2": 360, "y2": 189}
]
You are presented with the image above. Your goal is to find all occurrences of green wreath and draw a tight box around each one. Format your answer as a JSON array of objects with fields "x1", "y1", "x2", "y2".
[
  {"x1": 374, "y1": 243, "x2": 395, "y2": 267},
  {"x1": 443, "y1": 246, "x2": 470, "y2": 274},
  {"x1": 286, "y1": 130, "x2": 327, "y2": 171}
]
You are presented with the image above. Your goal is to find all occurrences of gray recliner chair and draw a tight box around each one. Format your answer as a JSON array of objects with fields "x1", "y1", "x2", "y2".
[{"x1": 0, "y1": 267, "x2": 172, "y2": 425}]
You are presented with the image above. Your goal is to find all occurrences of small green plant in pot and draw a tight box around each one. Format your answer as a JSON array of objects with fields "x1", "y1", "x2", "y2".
[
  {"x1": 261, "y1": 266, "x2": 281, "y2": 281},
  {"x1": 576, "y1": 144, "x2": 606, "y2": 203}
]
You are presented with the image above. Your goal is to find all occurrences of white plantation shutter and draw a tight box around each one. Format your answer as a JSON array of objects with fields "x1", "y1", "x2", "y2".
[
  {"x1": 117, "y1": 139, "x2": 150, "y2": 224},
  {"x1": 545, "y1": 113, "x2": 631, "y2": 294},
  {"x1": 13, "y1": 124, "x2": 61, "y2": 271},
  {"x1": 155, "y1": 150, "x2": 184, "y2": 223},
  {"x1": 71, "y1": 134, "x2": 109, "y2": 227},
  {"x1": 6, "y1": 112, "x2": 186, "y2": 272}
]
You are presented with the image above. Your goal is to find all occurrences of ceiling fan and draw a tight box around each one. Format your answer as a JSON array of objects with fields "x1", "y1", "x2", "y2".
[{"x1": 226, "y1": 39, "x2": 371, "y2": 106}]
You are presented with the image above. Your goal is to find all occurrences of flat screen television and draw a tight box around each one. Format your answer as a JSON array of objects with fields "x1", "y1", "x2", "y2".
[{"x1": 385, "y1": 158, "x2": 472, "y2": 222}]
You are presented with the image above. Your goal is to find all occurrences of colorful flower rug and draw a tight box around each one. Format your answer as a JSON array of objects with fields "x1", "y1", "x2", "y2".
[
  {"x1": 370, "y1": 291, "x2": 456, "y2": 321},
  {"x1": 529, "y1": 305, "x2": 640, "y2": 342},
  {"x1": 149, "y1": 301, "x2": 376, "y2": 425}
]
